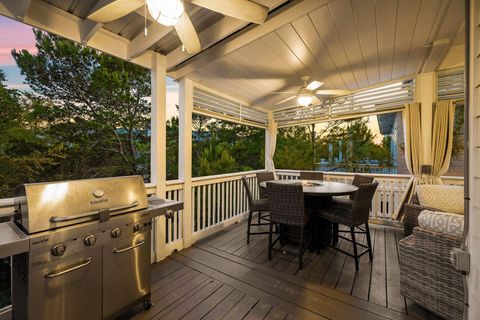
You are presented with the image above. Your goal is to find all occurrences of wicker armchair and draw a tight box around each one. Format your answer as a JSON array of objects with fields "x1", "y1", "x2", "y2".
[
  {"x1": 399, "y1": 227, "x2": 464, "y2": 320},
  {"x1": 256, "y1": 172, "x2": 275, "y2": 199},
  {"x1": 299, "y1": 171, "x2": 324, "y2": 180},
  {"x1": 266, "y1": 182, "x2": 310, "y2": 269},
  {"x1": 399, "y1": 187, "x2": 465, "y2": 320}
]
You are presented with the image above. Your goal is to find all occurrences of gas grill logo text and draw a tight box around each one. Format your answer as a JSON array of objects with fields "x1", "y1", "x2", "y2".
[{"x1": 91, "y1": 188, "x2": 108, "y2": 205}]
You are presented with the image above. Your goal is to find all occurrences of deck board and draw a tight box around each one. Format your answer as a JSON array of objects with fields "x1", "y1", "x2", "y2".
[{"x1": 131, "y1": 220, "x2": 434, "y2": 320}]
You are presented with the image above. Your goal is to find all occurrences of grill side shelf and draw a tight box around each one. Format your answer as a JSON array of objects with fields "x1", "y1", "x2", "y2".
[{"x1": 0, "y1": 222, "x2": 29, "y2": 258}]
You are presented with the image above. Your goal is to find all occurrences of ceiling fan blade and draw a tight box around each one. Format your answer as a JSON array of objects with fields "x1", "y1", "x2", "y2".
[
  {"x1": 267, "y1": 91, "x2": 297, "y2": 94},
  {"x1": 312, "y1": 96, "x2": 322, "y2": 105},
  {"x1": 315, "y1": 90, "x2": 350, "y2": 96},
  {"x1": 190, "y1": 0, "x2": 268, "y2": 24},
  {"x1": 275, "y1": 96, "x2": 297, "y2": 105},
  {"x1": 306, "y1": 81, "x2": 323, "y2": 91},
  {"x1": 174, "y1": 14, "x2": 201, "y2": 54},
  {"x1": 88, "y1": 0, "x2": 144, "y2": 23}
]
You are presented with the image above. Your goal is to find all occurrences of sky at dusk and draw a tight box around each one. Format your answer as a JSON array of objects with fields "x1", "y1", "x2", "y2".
[{"x1": 0, "y1": 15, "x2": 180, "y2": 118}]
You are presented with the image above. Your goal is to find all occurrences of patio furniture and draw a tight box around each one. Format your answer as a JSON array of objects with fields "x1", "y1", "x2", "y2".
[
  {"x1": 317, "y1": 182, "x2": 378, "y2": 270},
  {"x1": 258, "y1": 180, "x2": 358, "y2": 197},
  {"x1": 299, "y1": 171, "x2": 324, "y2": 180},
  {"x1": 266, "y1": 182, "x2": 310, "y2": 269},
  {"x1": 350, "y1": 174, "x2": 374, "y2": 199},
  {"x1": 399, "y1": 185, "x2": 464, "y2": 320},
  {"x1": 242, "y1": 176, "x2": 272, "y2": 244},
  {"x1": 256, "y1": 171, "x2": 276, "y2": 223}
]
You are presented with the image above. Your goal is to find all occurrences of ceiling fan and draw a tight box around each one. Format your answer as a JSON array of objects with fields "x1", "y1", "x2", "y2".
[
  {"x1": 270, "y1": 76, "x2": 350, "y2": 107},
  {"x1": 87, "y1": 0, "x2": 269, "y2": 55}
]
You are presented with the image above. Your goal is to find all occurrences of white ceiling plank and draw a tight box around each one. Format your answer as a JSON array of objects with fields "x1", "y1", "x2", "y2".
[
  {"x1": 422, "y1": 0, "x2": 465, "y2": 72},
  {"x1": 0, "y1": 0, "x2": 153, "y2": 69},
  {"x1": 328, "y1": 0, "x2": 369, "y2": 88},
  {"x1": 308, "y1": 5, "x2": 358, "y2": 89},
  {"x1": 290, "y1": 15, "x2": 346, "y2": 89},
  {"x1": 128, "y1": 23, "x2": 173, "y2": 60},
  {"x1": 0, "y1": 0, "x2": 32, "y2": 20},
  {"x1": 170, "y1": 0, "x2": 333, "y2": 79},
  {"x1": 350, "y1": 0, "x2": 380, "y2": 85},
  {"x1": 391, "y1": 0, "x2": 421, "y2": 80},
  {"x1": 274, "y1": 23, "x2": 337, "y2": 89},
  {"x1": 81, "y1": 19, "x2": 103, "y2": 44},
  {"x1": 375, "y1": 0, "x2": 397, "y2": 83},
  {"x1": 88, "y1": 0, "x2": 144, "y2": 24},
  {"x1": 403, "y1": 0, "x2": 447, "y2": 76}
]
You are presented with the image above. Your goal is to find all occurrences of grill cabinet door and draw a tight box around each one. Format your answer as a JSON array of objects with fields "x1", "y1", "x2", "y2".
[
  {"x1": 27, "y1": 247, "x2": 102, "y2": 320},
  {"x1": 102, "y1": 230, "x2": 151, "y2": 319}
]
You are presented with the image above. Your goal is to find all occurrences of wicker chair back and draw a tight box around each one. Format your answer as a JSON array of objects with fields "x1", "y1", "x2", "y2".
[
  {"x1": 351, "y1": 182, "x2": 379, "y2": 225},
  {"x1": 350, "y1": 175, "x2": 374, "y2": 199},
  {"x1": 299, "y1": 171, "x2": 324, "y2": 180},
  {"x1": 241, "y1": 176, "x2": 254, "y2": 207},
  {"x1": 266, "y1": 182, "x2": 306, "y2": 227},
  {"x1": 256, "y1": 172, "x2": 275, "y2": 199}
]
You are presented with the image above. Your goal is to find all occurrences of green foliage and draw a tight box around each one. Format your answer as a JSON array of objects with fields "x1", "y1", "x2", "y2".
[
  {"x1": 199, "y1": 143, "x2": 239, "y2": 176},
  {"x1": 274, "y1": 126, "x2": 314, "y2": 170},
  {"x1": 1, "y1": 30, "x2": 152, "y2": 197}
]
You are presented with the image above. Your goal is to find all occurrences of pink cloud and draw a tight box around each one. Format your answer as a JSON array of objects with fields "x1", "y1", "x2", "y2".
[{"x1": 0, "y1": 16, "x2": 37, "y2": 66}]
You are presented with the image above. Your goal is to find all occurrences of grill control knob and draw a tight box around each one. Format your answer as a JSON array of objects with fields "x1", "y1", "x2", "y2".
[
  {"x1": 111, "y1": 227, "x2": 122, "y2": 238},
  {"x1": 51, "y1": 244, "x2": 66, "y2": 256},
  {"x1": 133, "y1": 222, "x2": 142, "y2": 233},
  {"x1": 84, "y1": 235, "x2": 96, "y2": 246}
]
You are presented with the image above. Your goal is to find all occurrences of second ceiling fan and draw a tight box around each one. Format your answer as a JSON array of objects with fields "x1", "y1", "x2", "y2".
[
  {"x1": 270, "y1": 76, "x2": 350, "y2": 107},
  {"x1": 88, "y1": 0, "x2": 270, "y2": 55}
]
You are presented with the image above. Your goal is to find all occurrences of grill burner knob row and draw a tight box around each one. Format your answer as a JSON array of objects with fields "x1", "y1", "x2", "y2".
[
  {"x1": 111, "y1": 227, "x2": 122, "y2": 238},
  {"x1": 133, "y1": 222, "x2": 142, "y2": 233},
  {"x1": 84, "y1": 235, "x2": 97, "y2": 246},
  {"x1": 51, "y1": 244, "x2": 66, "y2": 256}
]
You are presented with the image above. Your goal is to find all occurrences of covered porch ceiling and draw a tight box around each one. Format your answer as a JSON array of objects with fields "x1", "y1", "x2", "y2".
[{"x1": 0, "y1": 0, "x2": 465, "y2": 112}]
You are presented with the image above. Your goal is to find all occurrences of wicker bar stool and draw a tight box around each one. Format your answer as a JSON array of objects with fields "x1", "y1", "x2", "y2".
[
  {"x1": 242, "y1": 176, "x2": 272, "y2": 244},
  {"x1": 299, "y1": 171, "x2": 324, "y2": 180},
  {"x1": 256, "y1": 172, "x2": 275, "y2": 223},
  {"x1": 266, "y1": 182, "x2": 310, "y2": 269},
  {"x1": 317, "y1": 182, "x2": 378, "y2": 270}
]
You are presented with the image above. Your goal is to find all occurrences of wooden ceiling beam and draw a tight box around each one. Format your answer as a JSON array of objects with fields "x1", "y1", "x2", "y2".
[
  {"x1": 168, "y1": 0, "x2": 333, "y2": 79},
  {"x1": 0, "y1": 0, "x2": 153, "y2": 69},
  {"x1": 0, "y1": 0, "x2": 32, "y2": 21},
  {"x1": 81, "y1": 19, "x2": 103, "y2": 44}
]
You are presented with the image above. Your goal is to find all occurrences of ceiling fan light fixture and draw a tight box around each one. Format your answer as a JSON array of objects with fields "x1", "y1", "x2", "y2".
[
  {"x1": 147, "y1": 0, "x2": 184, "y2": 26},
  {"x1": 297, "y1": 93, "x2": 313, "y2": 106}
]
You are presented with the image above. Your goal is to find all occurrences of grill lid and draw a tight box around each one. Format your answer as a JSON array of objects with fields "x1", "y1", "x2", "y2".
[{"x1": 14, "y1": 176, "x2": 148, "y2": 234}]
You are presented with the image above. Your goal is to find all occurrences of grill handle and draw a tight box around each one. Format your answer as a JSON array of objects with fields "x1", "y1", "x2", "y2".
[
  {"x1": 45, "y1": 257, "x2": 92, "y2": 278},
  {"x1": 113, "y1": 239, "x2": 145, "y2": 254},
  {"x1": 50, "y1": 201, "x2": 139, "y2": 223}
]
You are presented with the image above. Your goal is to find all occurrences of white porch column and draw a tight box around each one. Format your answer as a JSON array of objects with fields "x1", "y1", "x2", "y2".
[
  {"x1": 179, "y1": 77, "x2": 193, "y2": 248},
  {"x1": 414, "y1": 72, "x2": 437, "y2": 165},
  {"x1": 150, "y1": 52, "x2": 167, "y2": 261}
]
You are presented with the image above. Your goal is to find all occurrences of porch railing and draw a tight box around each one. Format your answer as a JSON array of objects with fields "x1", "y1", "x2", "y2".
[{"x1": 0, "y1": 170, "x2": 464, "y2": 260}]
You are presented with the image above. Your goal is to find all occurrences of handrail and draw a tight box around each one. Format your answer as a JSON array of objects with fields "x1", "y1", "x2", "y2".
[{"x1": 191, "y1": 169, "x2": 265, "y2": 183}]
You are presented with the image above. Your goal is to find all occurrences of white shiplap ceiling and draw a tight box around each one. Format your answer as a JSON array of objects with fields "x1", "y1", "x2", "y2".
[{"x1": 174, "y1": 0, "x2": 465, "y2": 111}]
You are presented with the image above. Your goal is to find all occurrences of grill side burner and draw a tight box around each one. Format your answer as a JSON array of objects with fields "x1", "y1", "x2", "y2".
[{"x1": 8, "y1": 176, "x2": 180, "y2": 320}]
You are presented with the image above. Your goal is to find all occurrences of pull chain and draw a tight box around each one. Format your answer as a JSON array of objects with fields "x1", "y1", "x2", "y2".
[{"x1": 144, "y1": 0, "x2": 147, "y2": 36}]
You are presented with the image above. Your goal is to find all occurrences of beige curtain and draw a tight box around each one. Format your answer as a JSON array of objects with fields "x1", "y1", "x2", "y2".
[
  {"x1": 429, "y1": 100, "x2": 456, "y2": 183},
  {"x1": 403, "y1": 102, "x2": 423, "y2": 178}
]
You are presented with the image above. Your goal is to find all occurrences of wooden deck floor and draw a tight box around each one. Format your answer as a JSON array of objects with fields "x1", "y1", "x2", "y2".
[{"x1": 132, "y1": 220, "x2": 442, "y2": 320}]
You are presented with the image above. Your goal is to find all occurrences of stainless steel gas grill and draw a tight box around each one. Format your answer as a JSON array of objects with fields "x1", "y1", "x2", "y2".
[{"x1": 2, "y1": 176, "x2": 182, "y2": 320}]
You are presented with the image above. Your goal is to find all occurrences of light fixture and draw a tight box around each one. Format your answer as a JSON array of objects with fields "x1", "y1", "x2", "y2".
[
  {"x1": 297, "y1": 92, "x2": 313, "y2": 106},
  {"x1": 147, "y1": 0, "x2": 184, "y2": 26}
]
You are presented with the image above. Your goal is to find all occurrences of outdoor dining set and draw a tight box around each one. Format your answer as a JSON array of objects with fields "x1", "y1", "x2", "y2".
[{"x1": 242, "y1": 172, "x2": 378, "y2": 271}]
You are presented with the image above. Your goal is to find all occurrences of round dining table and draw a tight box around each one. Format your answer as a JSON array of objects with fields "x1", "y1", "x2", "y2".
[{"x1": 258, "y1": 179, "x2": 358, "y2": 197}]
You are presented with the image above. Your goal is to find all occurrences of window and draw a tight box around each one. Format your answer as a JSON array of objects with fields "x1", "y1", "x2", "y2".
[
  {"x1": 191, "y1": 114, "x2": 265, "y2": 177},
  {"x1": 275, "y1": 112, "x2": 401, "y2": 174}
]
